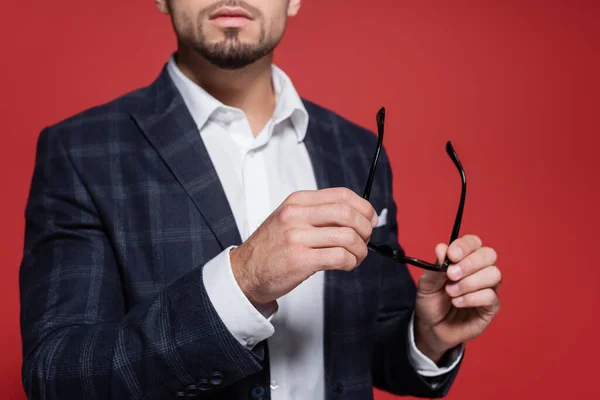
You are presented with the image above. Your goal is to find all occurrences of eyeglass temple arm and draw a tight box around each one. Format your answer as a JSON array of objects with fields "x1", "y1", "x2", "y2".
[
  {"x1": 363, "y1": 107, "x2": 385, "y2": 200},
  {"x1": 441, "y1": 141, "x2": 467, "y2": 269},
  {"x1": 363, "y1": 107, "x2": 447, "y2": 272},
  {"x1": 362, "y1": 108, "x2": 468, "y2": 273}
]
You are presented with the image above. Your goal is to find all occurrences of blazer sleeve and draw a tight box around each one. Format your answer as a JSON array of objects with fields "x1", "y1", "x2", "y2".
[
  {"x1": 369, "y1": 147, "x2": 463, "y2": 398},
  {"x1": 19, "y1": 127, "x2": 264, "y2": 399}
]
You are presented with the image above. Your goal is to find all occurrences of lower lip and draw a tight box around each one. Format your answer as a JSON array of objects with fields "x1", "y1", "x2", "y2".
[{"x1": 211, "y1": 16, "x2": 251, "y2": 28}]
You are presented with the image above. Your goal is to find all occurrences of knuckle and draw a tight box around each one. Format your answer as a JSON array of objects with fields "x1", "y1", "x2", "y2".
[
  {"x1": 287, "y1": 191, "x2": 303, "y2": 203},
  {"x1": 339, "y1": 204, "x2": 354, "y2": 223},
  {"x1": 339, "y1": 187, "x2": 353, "y2": 202},
  {"x1": 283, "y1": 228, "x2": 301, "y2": 245},
  {"x1": 278, "y1": 204, "x2": 298, "y2": 224}
]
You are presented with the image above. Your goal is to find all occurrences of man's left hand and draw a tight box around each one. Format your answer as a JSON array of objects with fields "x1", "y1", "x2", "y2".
[{"x1": 413, "y1": 234, "x2": 502, "y2": 363}]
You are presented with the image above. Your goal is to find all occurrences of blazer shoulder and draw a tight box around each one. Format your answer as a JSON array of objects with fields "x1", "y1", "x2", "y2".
[{"x1": 40, "y1": 81, "x2": 156, "y2": 144}]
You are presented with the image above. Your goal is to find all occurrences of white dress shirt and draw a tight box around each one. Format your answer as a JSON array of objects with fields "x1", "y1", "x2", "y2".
[{"x1": 166, "y1": 55, "x2": 462, "y2": 399}]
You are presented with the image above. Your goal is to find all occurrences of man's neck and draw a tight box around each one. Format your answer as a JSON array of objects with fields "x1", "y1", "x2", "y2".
[{"x1": 174, "y1": 48, "x2": 276, "y2": 136}]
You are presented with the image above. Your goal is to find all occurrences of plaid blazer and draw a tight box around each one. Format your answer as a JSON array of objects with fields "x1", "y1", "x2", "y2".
[{"x1": 19, "y1": 64, "x2": 461, "y2": 399}]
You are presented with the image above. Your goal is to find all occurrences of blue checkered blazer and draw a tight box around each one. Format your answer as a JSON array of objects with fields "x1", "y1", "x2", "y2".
[{"x1": 19, "y1": 64, "x2": 461, "y2": 399}]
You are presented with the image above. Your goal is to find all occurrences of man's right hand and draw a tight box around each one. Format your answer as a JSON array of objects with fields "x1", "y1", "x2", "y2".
[{"x1": 229, "y1": 188, "x2": 378, "y2": 305}]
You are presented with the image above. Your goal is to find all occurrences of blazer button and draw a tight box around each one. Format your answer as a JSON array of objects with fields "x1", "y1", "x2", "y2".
[
  {"x1": 184, "y1": 384, "x2": 199, "y2": 397},
  {"x1": 250, "y1": 385, "x2": 266, "y2": 400},
  {"x1": 210, "y1": 372, "x2": 224, "y2": 386},
  {"x1": 197, "y1": 379, "x2": 211, "y2": 391},
  {"x1": 174, "y1": 391, "x2": 185, "y2": 399}
]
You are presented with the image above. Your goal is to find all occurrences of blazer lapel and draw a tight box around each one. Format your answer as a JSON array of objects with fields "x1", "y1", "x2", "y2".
[{"x1": 131, "y1": 66, "x2": 242, "y2": 250}]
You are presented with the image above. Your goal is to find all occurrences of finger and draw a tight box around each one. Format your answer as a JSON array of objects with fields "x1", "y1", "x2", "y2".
[
  {"x1": 435, "y1": 242, "x2": 448, "y2": 265},
  {"x1": 452, "y1": 288, "x2": 499, "y2": 312},
  {"x1": 310, "y1": 247, "x2": 359, "y2": 272},
  {"x1": 417, "y1": 243, "x2": 450, "y2": 294},
  {"x1": 287, "y1": 227, "x2": 368, "y2": 264},
  {"x1": 445, "y1": 266, "x2": 502, "y2": 298},
  {"x1": 446, "y1": 246, "x2": 498, "y2": 281},
  {"x1": 447, "y1": 234, "x2": 483, "y2": 263},
  {"x1": 286, "y1": 188, "x2": 378, "y2": 227},
  {"x1": 306, "y1": 203, "x2": 373, "y2": 242}
]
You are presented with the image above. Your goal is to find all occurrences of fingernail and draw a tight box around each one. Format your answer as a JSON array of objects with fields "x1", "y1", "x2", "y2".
[
  {"x1": 450, "y1": 247, "x2": 463, "y2": 260},
  {"x1": 446, "y1": 283, "x2": 460, "y2": 296},
  {"x1": 454, "y1": 296, "x2": 464, "y2": 306},
  {"x1": 448, "y1": 265, "x2": 462, "y2": 280}
]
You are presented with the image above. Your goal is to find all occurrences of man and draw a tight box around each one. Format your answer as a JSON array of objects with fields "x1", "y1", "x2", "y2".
[{"x1": 19, "y1": 0, "x2": 502, "y2": 399}]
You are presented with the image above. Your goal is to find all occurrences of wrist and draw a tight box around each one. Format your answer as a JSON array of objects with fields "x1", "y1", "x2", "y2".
[
  {"x1": 229, "y1": 245, "x2": 260, "y2": 304},
  {"x1": 414, "y1": 320, "x2": 450, "y2": 365}
]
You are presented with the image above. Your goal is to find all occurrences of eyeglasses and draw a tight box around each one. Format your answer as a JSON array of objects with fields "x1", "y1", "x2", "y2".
[{"x1": 363, "y1": 107, "x2": 466, "y2": 272}]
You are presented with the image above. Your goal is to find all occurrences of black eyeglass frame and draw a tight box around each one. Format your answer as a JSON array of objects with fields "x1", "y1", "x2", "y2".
[{"x1": 363, "y1": 107, "x2": 467, "y2": 272}]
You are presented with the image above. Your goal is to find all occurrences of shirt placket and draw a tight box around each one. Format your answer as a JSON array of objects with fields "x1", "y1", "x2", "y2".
[
  {"x1": 227, "y1": 118, "x2": 273, "y2": 242},
  {"x1": 226, "y1": 115, "x2": 290, "y2": 398},
  {"x1": 241, "y1": 147, "x2": 272, "y2": 239}
]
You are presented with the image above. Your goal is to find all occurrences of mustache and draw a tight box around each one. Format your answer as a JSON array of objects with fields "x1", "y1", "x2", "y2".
[{"x1": 202, "y1": 0, "x2": 263, "y2": 19}]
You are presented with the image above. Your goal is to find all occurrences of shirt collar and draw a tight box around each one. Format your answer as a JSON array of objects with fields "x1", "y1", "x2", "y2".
[{"x1": 166, "y1": 54, "x2": 309, "y2": 142}]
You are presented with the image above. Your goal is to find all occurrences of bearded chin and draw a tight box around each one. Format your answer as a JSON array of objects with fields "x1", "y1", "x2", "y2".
[
  {"x1": 197, "y1": 42, "x2": 270, "y2": 69},
  {"x1": 194, "y1": 28, "x2": 278, "y2": 70}
]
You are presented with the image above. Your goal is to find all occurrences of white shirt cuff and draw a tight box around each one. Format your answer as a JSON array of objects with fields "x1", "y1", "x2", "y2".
[
  {"x1": 202, "y1": 246, "x2": 276, "y2": 350},
  {"x1": 407, "y1": 311, "x2": 464, "y2": 377}
]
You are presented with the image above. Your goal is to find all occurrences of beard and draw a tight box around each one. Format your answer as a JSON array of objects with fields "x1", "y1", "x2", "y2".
[
  {"x1": 166, "y1": 0, "x2": 285, "y2": 69},
  {"x1": 192, "y1": 26, "x2": 279, "y2": 69}
]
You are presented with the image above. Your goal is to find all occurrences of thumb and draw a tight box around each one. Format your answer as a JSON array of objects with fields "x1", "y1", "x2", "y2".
[
  {"x1": 434, "y1": 242, "x2": 448, "y2": 265},
  {"x1": 417, "y1": 243, "x2": 449, "y2": 294}
]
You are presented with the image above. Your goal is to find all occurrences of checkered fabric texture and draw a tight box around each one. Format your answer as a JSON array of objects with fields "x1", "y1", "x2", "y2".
[{"x1": 19, "y1": 65, "x2": 460, "y2": 399}]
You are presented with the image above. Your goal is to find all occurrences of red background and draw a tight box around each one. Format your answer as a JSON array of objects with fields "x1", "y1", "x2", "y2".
[{"x1": 1, "y1": 0, "x2": 599, "y2": 399}]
